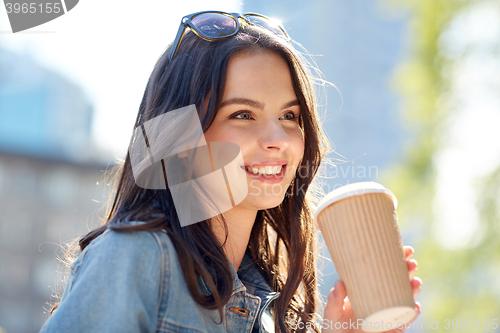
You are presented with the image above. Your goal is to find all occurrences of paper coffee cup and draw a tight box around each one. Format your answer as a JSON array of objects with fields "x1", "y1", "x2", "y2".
[{"x1": 315, "y1": 182, "x2": 416, "y2": 332}]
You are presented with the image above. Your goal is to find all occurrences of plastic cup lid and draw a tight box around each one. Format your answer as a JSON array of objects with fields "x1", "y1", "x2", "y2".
[{"x1": 314, "y1": 182, "x2": 398, "y2": 222}]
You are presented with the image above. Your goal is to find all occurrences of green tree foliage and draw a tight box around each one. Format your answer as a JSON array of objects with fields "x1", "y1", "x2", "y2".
[{"x1": 381, "y1": 0, "x2": 500, "y2": 330}]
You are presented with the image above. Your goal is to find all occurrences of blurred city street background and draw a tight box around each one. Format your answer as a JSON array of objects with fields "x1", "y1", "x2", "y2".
[{"x1": 1, "y1": 0, "x2": 499, "y2": 332}]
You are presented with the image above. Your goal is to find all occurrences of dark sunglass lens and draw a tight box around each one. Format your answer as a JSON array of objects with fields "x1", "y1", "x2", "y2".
[
  {"x1": 191, "y1": 13, "x2": 237, "y2": 38},
  {"x1": 244, "y1": 15, "x2": 287, "y2": 38}
]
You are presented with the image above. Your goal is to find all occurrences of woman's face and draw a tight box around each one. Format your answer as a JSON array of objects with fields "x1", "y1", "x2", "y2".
[{"x1": 204, "y1": 50, "x2": 305, "y2": 211}]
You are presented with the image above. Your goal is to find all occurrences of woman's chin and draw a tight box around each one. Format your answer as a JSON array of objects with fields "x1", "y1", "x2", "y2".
[{"x1": 237, "y1": 193, "x2": 286, "y2": 211}]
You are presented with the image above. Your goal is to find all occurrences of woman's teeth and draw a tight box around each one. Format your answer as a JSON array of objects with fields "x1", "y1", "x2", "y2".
[{"x1": 246, "y1": 165, "x2": 282, "y2": 175}]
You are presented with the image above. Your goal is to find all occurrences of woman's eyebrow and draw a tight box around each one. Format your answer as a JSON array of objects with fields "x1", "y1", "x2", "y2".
[{"x1": 219, "y1": 98, "x2": 299, "y2": 110}]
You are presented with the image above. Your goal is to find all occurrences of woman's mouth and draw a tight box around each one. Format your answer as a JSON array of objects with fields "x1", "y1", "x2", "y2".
[
  {"x1": 241, "y1": 164, "x2": 287, "y2": 184},
  {"x1": 245, "y1": 165, "x2": 283, "y2": 175}
]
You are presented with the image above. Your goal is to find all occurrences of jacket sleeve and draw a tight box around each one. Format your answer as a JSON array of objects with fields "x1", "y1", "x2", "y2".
[{"x1": 39, "y1": 229, "x2": 166, "y2": 333}]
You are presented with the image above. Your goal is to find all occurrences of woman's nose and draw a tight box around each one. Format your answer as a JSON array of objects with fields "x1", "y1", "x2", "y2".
[{"x1": 257, "y1": 120, "x2": 291, "y2": 151}]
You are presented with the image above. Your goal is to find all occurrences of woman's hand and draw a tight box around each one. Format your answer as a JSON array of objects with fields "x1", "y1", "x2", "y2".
[{"x1": 322, "y1": 246, "x2": 422, "y2": 333}]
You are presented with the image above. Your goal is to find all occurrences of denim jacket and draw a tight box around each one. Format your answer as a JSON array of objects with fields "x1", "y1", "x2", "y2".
[{"x1": 39, "y1": 227, "x2": 281, "y2": 332}]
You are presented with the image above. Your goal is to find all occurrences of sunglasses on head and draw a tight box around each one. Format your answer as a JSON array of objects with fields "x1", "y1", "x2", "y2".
[{"x1": 168, "y1": 11, "x2": 291, "y2": 62}]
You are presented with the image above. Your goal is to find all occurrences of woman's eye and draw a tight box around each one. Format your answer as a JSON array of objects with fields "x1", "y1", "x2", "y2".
[
  {"x1": 280, "y1": 112, "x2": 298, "y2": 121},
  {"x1": 233, "y1": 112, "x2": 252, "y2": 120}
]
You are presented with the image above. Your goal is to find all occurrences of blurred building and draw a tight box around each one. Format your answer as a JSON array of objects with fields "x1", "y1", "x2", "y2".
[
  {"x1": 243, "y1": 0, "x2": 409, "y2": 298},
  {"x1": 0, "y1": 48, "x2": 113, "y2": 333},
  {"x1": 0, "y1": 48, "x2": 95, "y2": 162}
]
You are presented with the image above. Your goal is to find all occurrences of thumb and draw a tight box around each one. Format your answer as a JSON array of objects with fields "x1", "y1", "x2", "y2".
[{"x1": 324, "y1": 280, "x2": 347, "y2": 321}]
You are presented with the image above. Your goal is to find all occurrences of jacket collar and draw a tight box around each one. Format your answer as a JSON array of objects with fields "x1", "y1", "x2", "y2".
[
  {"x1": 236, "y1": 252, "x2": 273, "y2": 293},
  {"x1": 197, "y1": 253, "x2": 275, "y2": 297}
]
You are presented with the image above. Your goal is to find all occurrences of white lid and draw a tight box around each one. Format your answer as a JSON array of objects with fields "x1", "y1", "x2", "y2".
[{"x1": 314, "y1": 182, "x2": 397, "y2": 222}]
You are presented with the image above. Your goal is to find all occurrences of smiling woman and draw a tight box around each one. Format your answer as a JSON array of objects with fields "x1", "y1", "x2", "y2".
[{"x1": 39, "y1": 10, "x2": 420, "y2": 333}]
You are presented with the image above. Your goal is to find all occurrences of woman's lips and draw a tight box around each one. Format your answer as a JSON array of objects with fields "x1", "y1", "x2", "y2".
[{"x1": 242, "y1": 164, "x2": 287, "y2": 184}]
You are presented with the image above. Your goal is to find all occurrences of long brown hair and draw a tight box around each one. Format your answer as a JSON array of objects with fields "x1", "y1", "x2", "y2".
[{"x1": 59, "y1": 24, "x2": 329, "y2": 333}]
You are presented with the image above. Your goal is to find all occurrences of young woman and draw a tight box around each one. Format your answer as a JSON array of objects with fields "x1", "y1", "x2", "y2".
[{"x1": 40, "y1": 11, "x2": 421, "y2": 333}]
